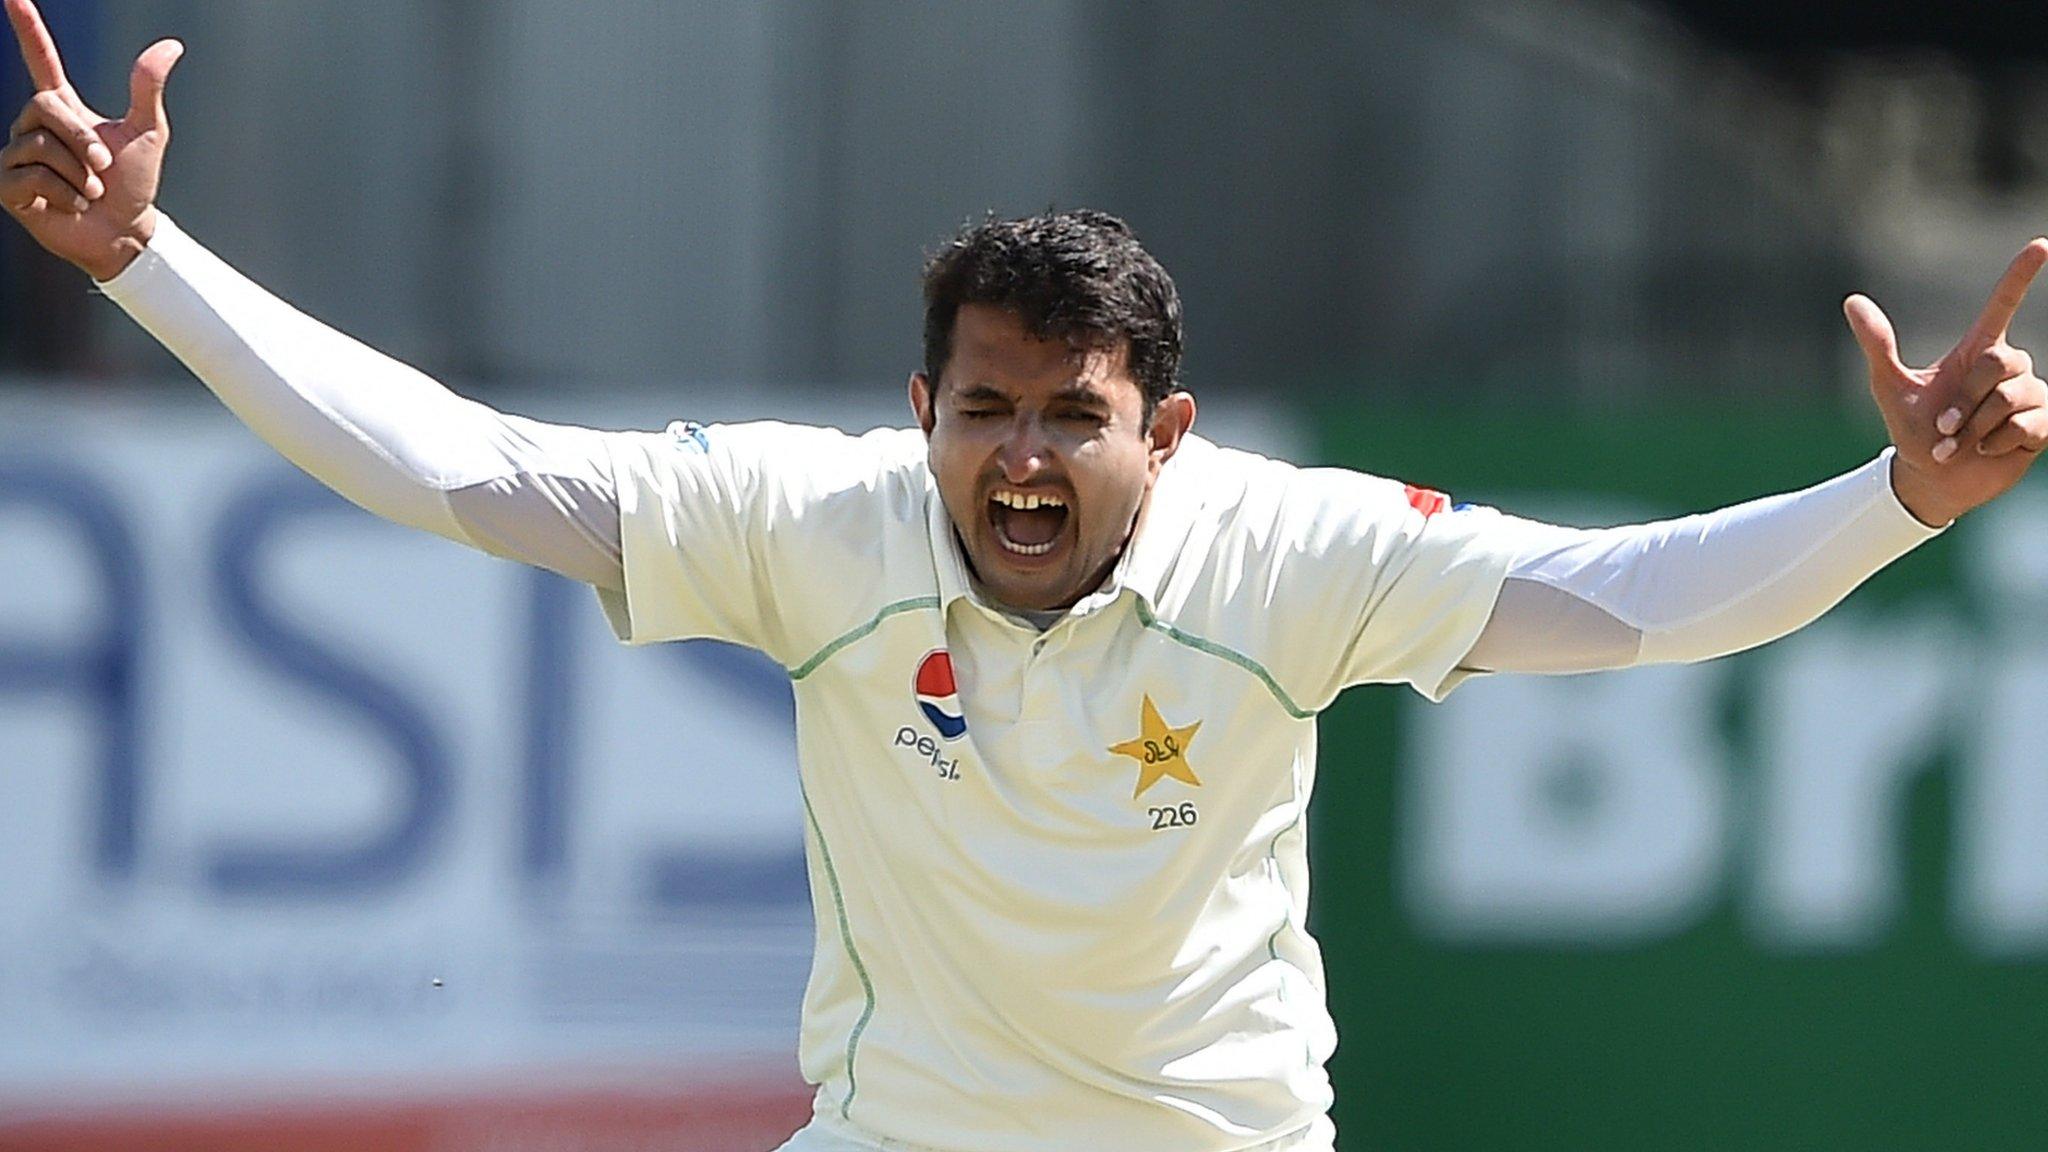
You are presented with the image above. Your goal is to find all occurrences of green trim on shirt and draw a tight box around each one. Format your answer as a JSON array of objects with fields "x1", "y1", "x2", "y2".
[
  {"x1": 1133, "y1": 601, "x2": 1315, "y2": 719},
  {"x1": 789, "y1": 596, "x2": 943, "y2": 680},
  {"x1": 799, "y1": 779, "x2": 877, "y2": 1121}
]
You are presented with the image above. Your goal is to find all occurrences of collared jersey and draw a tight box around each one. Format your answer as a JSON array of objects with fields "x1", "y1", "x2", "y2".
[{"x1": 600, "y1": 422, "x2": 1519, "y2": 1152}]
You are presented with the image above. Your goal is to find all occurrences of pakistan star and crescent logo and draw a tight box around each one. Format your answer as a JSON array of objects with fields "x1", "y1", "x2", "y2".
[{"x1": 1109, "y1": 695, "x2": 1203, "y2": 799}]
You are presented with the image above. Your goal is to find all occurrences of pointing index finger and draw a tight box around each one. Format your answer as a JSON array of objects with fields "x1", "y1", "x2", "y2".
[
  {"x1": 1966, "y1": 237, "x2": 2048, "y2": 351},
  {"x1": 5, "y1": 0, "x2": 68, "y2": 93}
]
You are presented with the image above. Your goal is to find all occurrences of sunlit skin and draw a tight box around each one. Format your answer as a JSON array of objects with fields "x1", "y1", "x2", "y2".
[{"x1": 911, "y1": 304, "x2": 1196, "y2": 613}]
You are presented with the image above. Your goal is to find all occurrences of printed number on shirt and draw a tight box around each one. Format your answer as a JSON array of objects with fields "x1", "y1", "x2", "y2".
[{"x1": 1149, "y1": 803, "x2": 1199, "y2": 830}]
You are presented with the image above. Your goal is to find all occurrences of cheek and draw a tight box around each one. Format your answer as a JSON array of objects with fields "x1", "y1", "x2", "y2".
[
  {"x1": 1072, "y1": 444, "x2": 1150, "y2": 535},
  {"x1": 927, "y1": 430, "x2": 983, "y2": 509}
]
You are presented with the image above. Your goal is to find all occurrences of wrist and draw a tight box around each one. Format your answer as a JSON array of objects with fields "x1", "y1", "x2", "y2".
[
  {"x1": 1887, "y1": 451, "x2": 1963, "y2": 528},
  {"x1": 84, "y1": 209, "x2": 159, "y2": 283}
]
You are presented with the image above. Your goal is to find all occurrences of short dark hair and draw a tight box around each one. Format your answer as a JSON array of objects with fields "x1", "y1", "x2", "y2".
[{"x1": 921, "y1": 209, "x2": 1184, "y2": 418}]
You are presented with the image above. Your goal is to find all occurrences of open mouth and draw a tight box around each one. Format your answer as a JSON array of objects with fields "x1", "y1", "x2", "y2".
[{"x1": 988, "y1": 489, "x2": 1070, "y2": 558}]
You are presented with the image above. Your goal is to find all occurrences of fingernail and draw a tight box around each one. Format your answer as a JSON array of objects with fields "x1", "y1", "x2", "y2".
[
  {"x1": 1937, "y1": 408, "x2": 1963, "y2": 435},
  {"x1": 1933, "y1": 438, "x2": 1957, "y2": 463},
  {"x1": 86, "y1": 142, "x2": 111, "y2": 170},
  {"x1": 84, "y1": 174, "x2": 102, "y2": 199}
]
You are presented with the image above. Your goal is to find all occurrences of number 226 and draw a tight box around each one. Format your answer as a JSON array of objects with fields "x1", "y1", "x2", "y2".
[{"x1": 1149, "y1": 803, "x2": 1198, "y2": 830}]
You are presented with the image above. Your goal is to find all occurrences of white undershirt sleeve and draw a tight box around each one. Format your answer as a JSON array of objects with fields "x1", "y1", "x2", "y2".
[
  {"x1": 95, "y1": 214, "x2": 627, "y2": 590},
  {"x1": 1460, "y1": 449, "x2": 1943, "y2": 676}
]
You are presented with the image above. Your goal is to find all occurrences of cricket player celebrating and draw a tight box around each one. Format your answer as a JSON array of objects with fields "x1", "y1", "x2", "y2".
[{"x1": 6, "y1": 4, "x2": 2046, "y2": 1149}]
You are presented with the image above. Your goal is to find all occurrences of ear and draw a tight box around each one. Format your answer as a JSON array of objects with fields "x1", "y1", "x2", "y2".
[
  {"x1": 1145, "y1": 391, "x2": 1196, "y2": 477},
  {"x1": 909, "y1": 372, "x2": 937, "y2": 436}
]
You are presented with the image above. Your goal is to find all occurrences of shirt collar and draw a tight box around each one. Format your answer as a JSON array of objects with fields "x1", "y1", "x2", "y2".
[
  {"x1": 925, "y1": 434, "x2": 1212, "y2": 620},
  {"x1": 927, "y1": 476, "x2": 978, "y2": 612}
]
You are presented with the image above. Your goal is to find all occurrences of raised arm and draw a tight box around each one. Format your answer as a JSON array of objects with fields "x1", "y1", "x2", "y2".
[
  {"x1": 0, "y1": 0, "x2": 625, "y2": 590},
  {"x1": 1462, "y1": 453, "x2": 1937, "y2": 674},
  {"x1": 1466, "y1": 242, "x2": 2048, "y2": 675}
]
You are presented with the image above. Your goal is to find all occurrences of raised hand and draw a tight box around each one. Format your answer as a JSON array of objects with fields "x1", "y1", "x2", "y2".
[
  {"x1": 0, "y1": 0, "x2": 181, "y2": 281},
  {"x1": 1847, "y1": 239, "x2": 2048, "y2": 526}
]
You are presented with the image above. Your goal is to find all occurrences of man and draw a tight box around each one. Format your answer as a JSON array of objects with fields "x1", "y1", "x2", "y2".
[{"x1": 4, "y1": 4, "x2": 2044, "y2": 1149}]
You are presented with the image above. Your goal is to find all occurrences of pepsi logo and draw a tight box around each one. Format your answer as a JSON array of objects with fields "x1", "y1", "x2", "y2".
[{"x1": 913, "y1": 650, "x2": 968, "y2": 740}]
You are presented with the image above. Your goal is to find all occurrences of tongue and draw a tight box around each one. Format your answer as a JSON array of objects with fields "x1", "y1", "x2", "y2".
[{"x1": 997, "y1": 504, "x2": 1066, "y2": 547}]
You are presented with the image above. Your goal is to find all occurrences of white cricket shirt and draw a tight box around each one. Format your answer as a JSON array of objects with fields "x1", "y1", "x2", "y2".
[
  {"x1": 92, "y1": 216, "x2": 1945, "y2": 1151},
  {"x1": 602, "y1": 421, "x2": 1522, "y2": 1151}
]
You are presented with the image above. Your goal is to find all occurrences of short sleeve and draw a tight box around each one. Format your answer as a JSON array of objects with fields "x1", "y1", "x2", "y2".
[
  {"x1": 1263, "y1": 468, "x2": 1521, "y2": 709},
  {"x1": 598, "y1": 420, "x2": 916, "y2": 666}
]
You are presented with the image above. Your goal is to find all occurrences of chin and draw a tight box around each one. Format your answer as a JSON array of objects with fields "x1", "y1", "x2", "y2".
[
  {"x1": 985, "y1": 579, "x2": 1065, "y2": 613},
  {"x1": 972, "y1": 561, "x2": 1075, "y2": 612}
]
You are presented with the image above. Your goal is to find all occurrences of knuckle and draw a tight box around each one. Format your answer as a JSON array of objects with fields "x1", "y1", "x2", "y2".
[
  {"x1": 30, "y1": 93, "x2": 83, "y2": 136},
  {"x1": 30, "y1": 134, "x2": 73, "y2": 169},
  {"x1": 1980, "y1": 346, "x2": 2025, "y2": 379},
  {"x1": 1980, "y1": 396, "x2": 2018, "y2": 428},
  {"x1": 1968, "y1": 394, "x2": 2012, "y2": 435}
]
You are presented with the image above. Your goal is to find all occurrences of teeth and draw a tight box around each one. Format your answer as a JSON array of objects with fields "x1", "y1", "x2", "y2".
[
  {"x1": 989, "y1": 489, "x2": 1067, "y2": 557},
  {"x1": 992, "y1": 490, "x2": 1066, "y2": 510}
]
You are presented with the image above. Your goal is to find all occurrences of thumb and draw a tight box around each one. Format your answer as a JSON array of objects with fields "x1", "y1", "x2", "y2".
[
  {"x1": 123, "y1": 38, "x2": 183, "y2": 131},
  {"x1": 1843, "y1": 293, "x2": 1908, "y2": 381}
]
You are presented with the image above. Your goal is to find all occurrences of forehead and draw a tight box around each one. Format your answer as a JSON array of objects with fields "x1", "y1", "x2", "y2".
[{"x1": 946, "y1": 304, "x2": 1140, "y2": 405}]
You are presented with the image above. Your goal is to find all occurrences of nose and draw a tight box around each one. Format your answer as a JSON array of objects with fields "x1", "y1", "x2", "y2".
[{"x1": 997, "y1": 416, "x2": 1052, "y2": 484}]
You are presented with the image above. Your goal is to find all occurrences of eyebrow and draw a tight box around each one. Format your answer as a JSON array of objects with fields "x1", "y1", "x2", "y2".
[{"x1": 949, "y1": 382, "x2": 1116, "y2": 411}]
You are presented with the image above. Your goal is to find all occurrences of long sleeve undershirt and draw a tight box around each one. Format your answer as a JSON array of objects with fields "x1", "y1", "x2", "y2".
[{"x1": 96, "y1": 215, "x2": 1944, "y2": 678}]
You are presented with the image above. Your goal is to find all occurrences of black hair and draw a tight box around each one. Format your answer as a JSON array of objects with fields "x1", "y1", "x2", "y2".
[{"x1": 922, "y1": 209, "x2": 1184, "y2": 419}]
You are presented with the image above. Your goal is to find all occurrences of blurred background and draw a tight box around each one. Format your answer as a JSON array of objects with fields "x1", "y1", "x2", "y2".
[{"x1": 3, "y1": 2, "x2": 2047, "y2": 1150}]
